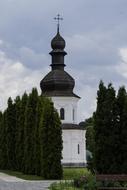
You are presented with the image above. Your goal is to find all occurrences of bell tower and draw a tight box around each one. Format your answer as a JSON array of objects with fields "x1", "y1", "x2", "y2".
[{"x1": 40, "y1": 15, "x2": 86, "y2": 166}]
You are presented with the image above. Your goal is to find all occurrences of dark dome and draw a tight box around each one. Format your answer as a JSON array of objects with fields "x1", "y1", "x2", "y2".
[
  {"x1": 40, "y1": 70, "x2": 79, "y2": 97},
  {"x1": 51, "y1": 32, "x2": 65, "y2": 50},
  {"x1": 40, "y1": 29, "x2": 80, "y2": 99}
]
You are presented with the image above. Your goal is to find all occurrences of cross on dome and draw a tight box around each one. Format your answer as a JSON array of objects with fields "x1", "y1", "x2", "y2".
[{"x1": 54, "y1": 14, "x2": 63, "y2": 33}]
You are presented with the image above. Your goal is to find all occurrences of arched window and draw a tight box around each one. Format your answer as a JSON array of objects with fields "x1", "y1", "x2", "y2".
[
  {"x1": 73, "y1": 108, "x2": 75, "y2": 121},
  {"x1": 78, "y1": 144, "x2": 80, "y2": 154},
  {"x1": 60, "y1": 108, "x2": 65, "y2": 120}
]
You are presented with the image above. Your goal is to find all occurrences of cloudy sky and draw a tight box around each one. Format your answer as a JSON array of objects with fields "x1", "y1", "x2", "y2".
[{"x1": 0, "y1": 0, "x2": 127, "y2": 121}]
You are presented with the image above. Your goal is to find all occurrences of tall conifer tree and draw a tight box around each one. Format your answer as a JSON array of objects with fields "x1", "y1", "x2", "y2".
[
  {"x1": 18, "y1": 92, "x2": 28, "y2": 172},
  {"x1": 94, "y1": 82, "x2": 116, "y2": 173},
  {"x1": 0, "y1": 111, "x2": 4, "y2": 168},
  {"x1": 14, "y1": 96, "x2": 22, "y2": 170},
  {"x1": 6, "y1": 97, "x2": 16, "y2": 170},
  {"x1": 94, "y1": 81, "x2": 107, "y2": 173},
  {"x1": 0, "y1": 110, "x2": 8, "y2": 169},
  {"x1": 102, "y1": 83, "x2": 116, "y2": 173},
  {"x1": 23, "y1": 88, "x2": 38, "y2": 174},
  {"x1": 41, "y1": 100, "x2": 63, "y2": 179},
  {"x1": 34, "y1": 96, "x2": 45, "y2": 176},
  {"x1": 116, "y1": 87, "x2": 127, "y2": 173}
]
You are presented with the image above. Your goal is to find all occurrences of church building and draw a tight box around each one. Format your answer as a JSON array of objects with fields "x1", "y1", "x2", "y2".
[{"x1": 40, "y1": 15, "x2": 86, "y2": 167}]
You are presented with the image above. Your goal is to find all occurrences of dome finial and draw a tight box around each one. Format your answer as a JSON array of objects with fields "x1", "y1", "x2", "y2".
[{"x1": 54, "y1": 14, "x2": 63, "y2": 33}]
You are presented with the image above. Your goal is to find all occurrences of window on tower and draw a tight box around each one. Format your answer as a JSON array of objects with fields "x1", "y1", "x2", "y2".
[
  {"x1": 78, "y1": 144, "x2": 80, "y2": 154},
  {"x1": 73, "y1": 108, "x2": 75, "y2": 121},
  {"x1": 60, "y1": 108, "x2": 65, "y2": 120}
]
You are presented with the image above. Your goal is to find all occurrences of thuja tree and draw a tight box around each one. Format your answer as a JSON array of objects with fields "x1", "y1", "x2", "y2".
[
  {"x1": 6, "y1": 97, "x2": 16, "y2": 170},
  {"x1": 85, "y1": 117, "x2": 95, "y2": 153},
  {"x1": 0, "y1": 111, "x2": 4, "y2": 168},
  {"x1": 34, "y1": 96, "x2": 46, "y2": 176},
  {"x1": 94, "y1": 81, "x2": 107, "y2": 173},
  {"x1": 116, "y1": 87, "x2": 127, "y2": 173},
  {"x1": 18, "y1": 92, "x2": 28, "y2": 172},
  {"x1": 14, "y1": 96, "x2": 21, "y2": 170},
  {"x1": 94, "y1": 82, "x2": 116, "y2": 174},
  {"x1": 0, "y1": 110, "x2": 8, "y2": 169},
  {"x1": 102, "y1": 83, "x2": 116, "y2": 174},
  {"x1": 40, "y1": 99, "x2": 63, "y2": 179},
  {"x1": 94, "y1": 82, "x2": 127, "y2": 174},
  {"x1": 0, "y1": 88, "x2": 63, "y2": 177},
  {"x1": 23, "y1": 88, "x2": 38, "y2": 174}
]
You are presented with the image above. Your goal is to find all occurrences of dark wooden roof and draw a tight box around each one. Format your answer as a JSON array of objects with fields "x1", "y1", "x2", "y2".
[
  {"x1": 40, "y1": 70, "x2": 80, "y2": 98},
  {"x1": 40, "y1": 30, "x2": 80, "y2": 98}
]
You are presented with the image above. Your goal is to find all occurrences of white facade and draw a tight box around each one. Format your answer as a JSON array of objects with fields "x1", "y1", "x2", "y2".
[
  {"x1": 62, "y1": 130, "x2": 86, "y2": 166},
  {"x1": 51, "y1": 96, "x2": 79, "y2": 124},
  {"x1": 51, "y1": 96, "x2": 86, "y2": 167}
]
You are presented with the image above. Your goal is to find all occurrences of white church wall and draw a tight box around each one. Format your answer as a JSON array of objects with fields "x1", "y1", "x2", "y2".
[
  {"x1": 51, "y1": 96, "x2": 79, "y2": 124},
  {"x1": 51, "y1": 96, "x2": 87, "y2": 167},
  {"x1": 62, "y1": 129, "x2": 86, "y2": 165}
]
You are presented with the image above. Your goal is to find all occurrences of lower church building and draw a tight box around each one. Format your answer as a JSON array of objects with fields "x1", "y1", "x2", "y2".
[{"x1": 40, "y1": 20, "x2": 86, "y2": 167}]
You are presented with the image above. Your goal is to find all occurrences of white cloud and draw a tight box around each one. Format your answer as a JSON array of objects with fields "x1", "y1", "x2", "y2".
[
  {"x1": 19, "y1": 47, "x2": 49, "y2": 68},
  {"x1": 0, "y1": 40, "x2": 4, "y2": 46},
  {"x1": 119, "y1": 48, "x2": 127, "y2": 63},
  {"x1": 116, "y1": 48, "x2": 127, "y2": 78},
  {"x1": 66, "y1": 31, "x2": 113, "y2": 54},
  {"x1": 0, "y1": 48, "x2": 96, "y2": 121},
  {"x1": 0, "y1": 50, "x2": 48, "y2": 111},
  {"x1": 66, "y1": 34, "x2": 100, "y2": 53},
  {"x1": 68, "y1": 68, "x2": 97, "y2": 122},
  {"x1": 77, "y1": 84, "x2": 97, "y2": 122}
]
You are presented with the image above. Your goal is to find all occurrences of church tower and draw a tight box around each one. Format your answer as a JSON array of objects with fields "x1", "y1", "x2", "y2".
[{"x1": 40, "y1": 15, "x2": 86, "y2": 166}]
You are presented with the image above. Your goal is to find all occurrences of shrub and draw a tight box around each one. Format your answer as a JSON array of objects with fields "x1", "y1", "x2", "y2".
[{"x1": 74, "y1": 174, "x2": 98, "y2": 190}]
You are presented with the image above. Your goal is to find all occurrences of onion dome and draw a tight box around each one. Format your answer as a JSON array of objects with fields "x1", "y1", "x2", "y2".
[
  {"x1": 51, "y1": 32, "x2": 65, "y2": 50},
  {"x1": 40, "y1": 30, "x2": 80, "y2": 98},
  {"x1": 40, "y1": 70, "x2": 77, "y2": 97}
]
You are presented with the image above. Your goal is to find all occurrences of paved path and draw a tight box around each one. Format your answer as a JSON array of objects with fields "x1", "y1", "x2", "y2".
[{"x1": 0, "y1": 173, "x2": 56, "y2": 190}]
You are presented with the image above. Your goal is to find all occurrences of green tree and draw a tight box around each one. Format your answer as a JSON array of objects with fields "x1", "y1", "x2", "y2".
[
  {"x1": 6, "y1": 97, "x2": 16, "y2": 170},
  {"x1": 94, "y1": 81, "x2": 107, "y2": 173},
  {"x1": 14, "y1": 96, "x2": 21, "y2": 170},
  {"x1": 34, "y1": 96, "x2": 44, "y2": 176},
  {"x1": 0, "y1": 111, "x2": 4, "y2": 168},
  {"x1": 86, "y1": 126, "x2": 95, "y2": 154},
  {"x1": 102, "y1": 83, "x2": 116, "y2": 174},
  {"x1": 0, "y1": 110, "x2": 8, "y2": 169},
  {"x1": 18, "y1": 92, "x2": 28, "y2": 172},
  {"x1": 84, "y1": 117, "x2": 95, "y2": 153},
  {"x1": 23, "y1": 88, "x2": 38, "y2": 174},
  {"x1": 94, "y1": 82, "x2": 116, "y2": 174},
  {"x1": 116, "y1": 87, "x2": 127, "y2": 173},
  {"x1": 41, "y1": 100, "x2": 63, "y2": 179}
]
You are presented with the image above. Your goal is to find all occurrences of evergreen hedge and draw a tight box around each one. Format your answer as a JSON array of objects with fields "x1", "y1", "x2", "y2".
[
  {"x1": 0, "y1": 88, "x2": 63, "y2": 179},
  {"x1": 94, "y1": 81, "x2": 127, "y2": 174}
]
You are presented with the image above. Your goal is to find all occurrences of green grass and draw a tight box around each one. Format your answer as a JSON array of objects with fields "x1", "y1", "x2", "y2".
[
  {"x1": 0, "y1": 170, "x2": 44, "y2": 180},
  {"x1": 0, "y1": 168, "x2": 89, "y2": 180},
  {"x1": 49, "y1": 181, "x2": 83, "y2": 190},
  {"x1": 50, "y1": 172, "x2": 95, "y2": 190},
  {"x1": 63, "y1": 168, "x2": 90, "y2": 180}
]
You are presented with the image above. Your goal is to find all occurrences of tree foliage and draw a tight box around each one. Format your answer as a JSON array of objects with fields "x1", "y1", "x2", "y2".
[
  {"x1": 84, "y1": 117, "x2": 95, "y2": 154},
  {"x1": 0, "y1": 88, "x2": 63, "y2": 179},
  {"x1": 41, "y1": 100, "x2": 63, "y2": 179},
  {"x1": 6, "y1": 97, "x2": 16, "y2": 170},
  {"x1": 94, "y1": 82, "x2": 127, "y2": 174},
  {"x1": 23, "y1": 88, "x2": 38, "y2": 174}
]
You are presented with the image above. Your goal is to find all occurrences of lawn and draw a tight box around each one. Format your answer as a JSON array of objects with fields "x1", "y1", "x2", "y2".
[
  {"x1": 63, "y1": 168, "x2": 89, "y2": 180},
  {"x1": 0, "y1": 168, "x2": 89, "y2": 180},
  {"x1": 0, "y1": 170, "x2": 44, "y2": 180},
  {"x1": 49, "y1": 181, "x2": 81, "y2": 190}
]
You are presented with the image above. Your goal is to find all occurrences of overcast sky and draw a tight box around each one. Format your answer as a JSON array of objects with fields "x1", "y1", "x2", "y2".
[{"x1": 0, "y1": 0, "x2": 127, "y2": 121}]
